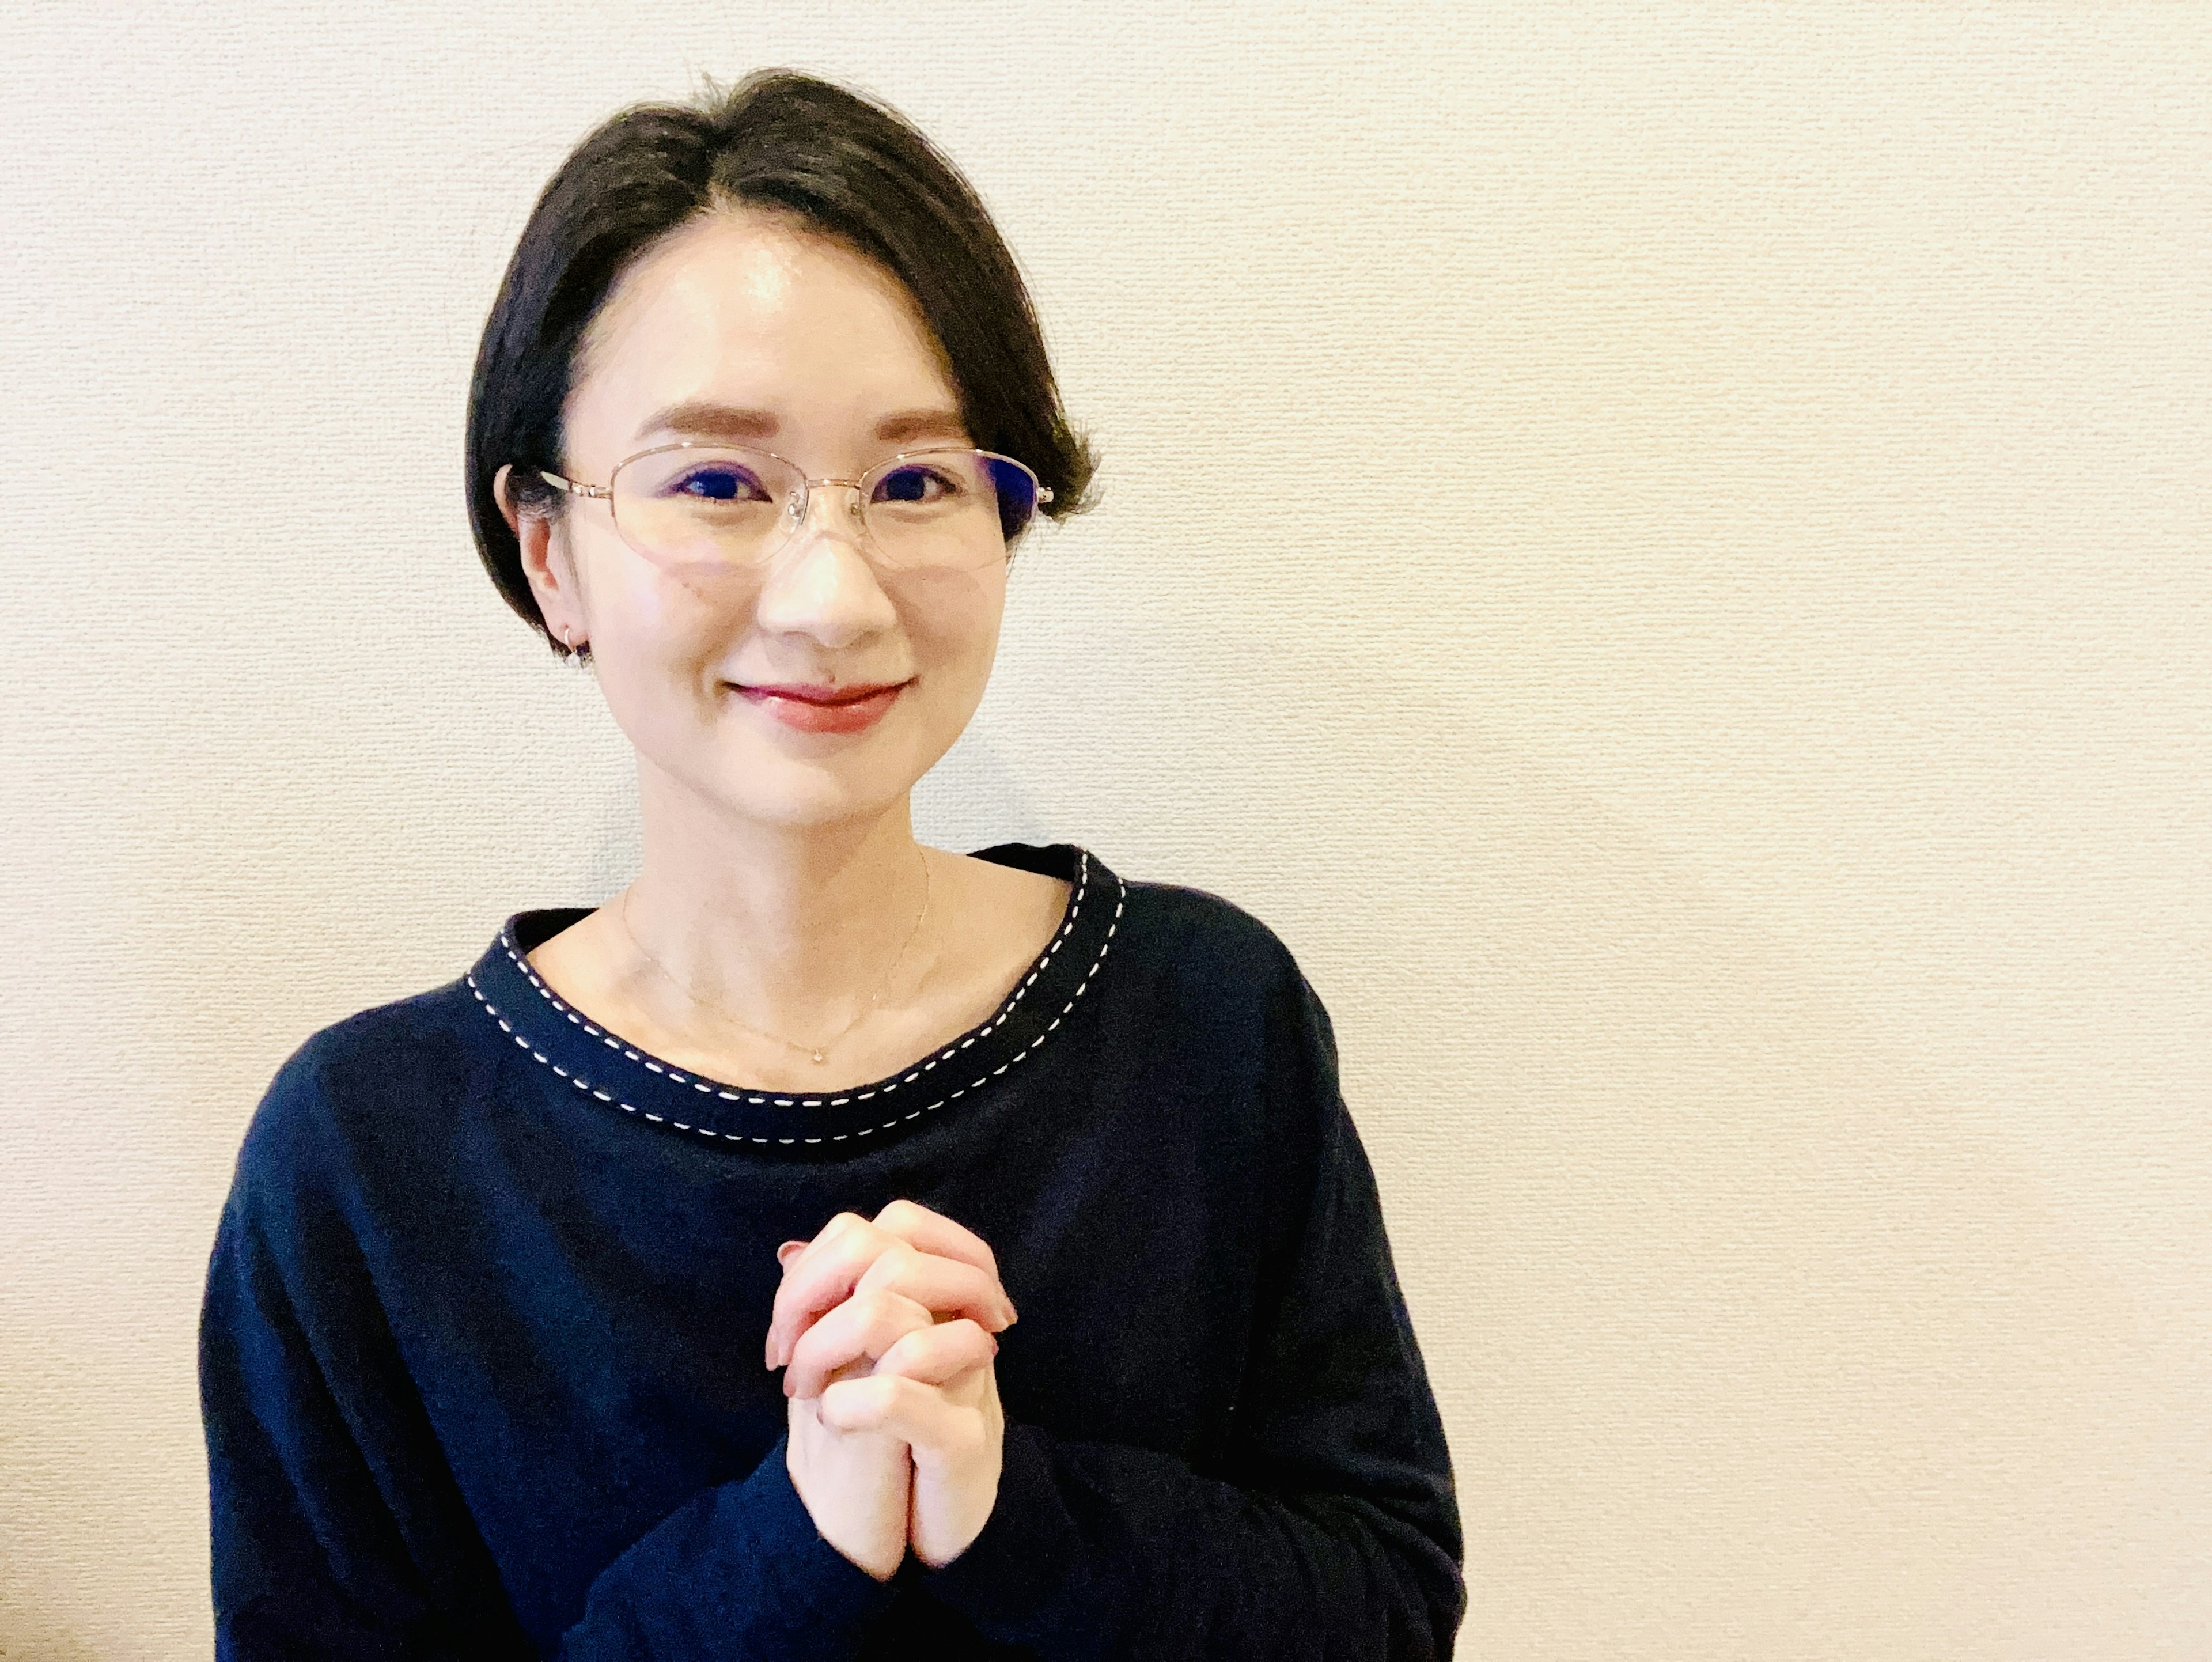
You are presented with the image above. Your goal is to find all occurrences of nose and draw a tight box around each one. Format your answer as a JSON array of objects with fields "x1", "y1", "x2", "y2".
[{"x1": 751, "y1": 481, "x2": 898, "y2": 648}]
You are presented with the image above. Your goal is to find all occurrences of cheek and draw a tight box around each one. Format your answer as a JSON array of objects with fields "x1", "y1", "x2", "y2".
[
  {"x1": 576, "y1": 559, "x2": 757, "y2": 757},
  {"x1": 903, "y1": 576, "x2": 1005, "y2": 700},
  {"x1": 588, "y1": 540, "x2": 751, "y2": 666},
  {"x1": 898, "y1": 562, "x2": 1005, "y2": 644}
]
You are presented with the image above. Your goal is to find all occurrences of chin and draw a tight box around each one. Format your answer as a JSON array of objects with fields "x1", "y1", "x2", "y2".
[
  {"x1": 707, "y1": 739, "x2": 937, "y2": 830},
  {"x1": 623, "y1": 683, "x2": 976, "y2": 829}
]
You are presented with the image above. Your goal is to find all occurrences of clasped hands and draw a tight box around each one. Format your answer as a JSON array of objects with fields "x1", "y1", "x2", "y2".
[{"x1": 767, "y1": 1200, "x2": 1016, "y2": 1581}]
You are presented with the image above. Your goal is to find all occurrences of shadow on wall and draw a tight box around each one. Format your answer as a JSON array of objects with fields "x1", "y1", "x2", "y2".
[
  {"x1": 577, "y1": 770, "x2": 643, "y2": 908},
  {"x1": 1315, "y1": 739, "x2": 2203, "y2": 1658},
  {"x1": 912, "y1": 724, "x2": 1050, "y2": 854}
]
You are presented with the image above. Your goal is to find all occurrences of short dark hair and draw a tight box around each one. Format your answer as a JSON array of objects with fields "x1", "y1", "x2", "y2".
[{"x1": 465, "y1": 69, "x2": 1097, "y2": 657}]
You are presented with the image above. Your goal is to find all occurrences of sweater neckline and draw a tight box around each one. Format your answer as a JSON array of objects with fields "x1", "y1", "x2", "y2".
[{"x1": 463, "y1": 842, "x2": 1122, "y2": 1154}]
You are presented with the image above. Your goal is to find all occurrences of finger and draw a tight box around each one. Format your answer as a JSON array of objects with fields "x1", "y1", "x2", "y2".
[
  {"x1": 768, "y1": 1214, "x2": 892, "y2": 1367},
  {"x1": 872, "y1": 1318, "x2": 997, "y2": 1388},
  {"x1": 817, "y1": 1373, "x2": 971, "y2": 1452},
  {"x1": 869, "y1": 1199, "x2": 1001, "y2": 1282},
  {"x1": 767, "y1": 1217, "x2": 861, "y2": 1367},
  {"x1": 855, "y1": 1242, "x2": 1016, "y2": 1335},
  {"x1": 785, "y1": 1289, "x2": 934, "y2": 1401},
  {"x1": 770, "y1": 1224, "x2": 1016, "y2": 1371}
]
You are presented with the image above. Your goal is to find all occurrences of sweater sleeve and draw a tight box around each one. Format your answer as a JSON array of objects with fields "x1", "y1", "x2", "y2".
[
  {"x1": 200, "y1": 1044, "x2": 899, "y2": 1661},
  {"x1": 918, "y1": 967, "x2": 1466, "y2": 1659}
]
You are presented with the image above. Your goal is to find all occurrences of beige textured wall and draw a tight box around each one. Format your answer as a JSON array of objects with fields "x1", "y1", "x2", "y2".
[{"x1": 3, "y1": 3, "x2": 2207, "y2": 1656}]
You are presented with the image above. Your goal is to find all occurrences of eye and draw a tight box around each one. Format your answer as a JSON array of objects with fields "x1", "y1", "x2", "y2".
[
  {"x1": 668, "y1": 462, "x2": 772, "y2": 503},
  {"x1": 871, "y1": 462, "x2": 964, "y2": 506}
]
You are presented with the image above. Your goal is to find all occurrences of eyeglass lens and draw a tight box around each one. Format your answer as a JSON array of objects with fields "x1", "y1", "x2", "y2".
[{"x1": 609, "y1": 446, "x2": 1040, "y2": 571}]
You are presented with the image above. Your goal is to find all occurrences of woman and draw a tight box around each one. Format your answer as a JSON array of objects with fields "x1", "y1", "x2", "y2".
[{"x1": 199, "y1": 69, "x2": 1463, "y2": 1660}]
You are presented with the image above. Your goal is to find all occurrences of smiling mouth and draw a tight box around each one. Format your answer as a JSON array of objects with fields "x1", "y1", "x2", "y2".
[
  {"x1": 731, "y1": 681, "x2": 909, "y2": 705},
  {"x1": 729, "y1": 679, "x2": 910, "y2": 734}
]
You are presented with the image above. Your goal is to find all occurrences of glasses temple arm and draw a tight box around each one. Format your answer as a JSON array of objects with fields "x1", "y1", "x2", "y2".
[{"x1": 537, "y1": 468, "x2": 610, "y2": 501}]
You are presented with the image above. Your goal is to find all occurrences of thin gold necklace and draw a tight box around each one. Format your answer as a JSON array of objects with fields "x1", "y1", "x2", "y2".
[{"x1": 615, "y1": 848, "x2": 933, "y2": 1066}]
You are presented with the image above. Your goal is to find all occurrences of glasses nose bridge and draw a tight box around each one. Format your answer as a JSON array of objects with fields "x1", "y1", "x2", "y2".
[
  {"x1": 787, "y1": 471, "x2": 868, "y2": 536},
  {"x1": 774, "y1": 470, "x2": 878, "y2": 571}
]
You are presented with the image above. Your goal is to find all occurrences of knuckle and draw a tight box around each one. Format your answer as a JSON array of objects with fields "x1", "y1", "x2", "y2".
[
  {"x1": 842, "y1": 1233, "x2": 889, "y2": 1275},
  {"x1": 851, "y1": 1287, "x2": 898, "y2": 1328},
  {"x1": 857, "y1": 1240, "x2": 916, "y2": 1289},
  {"x1": 855, "y1": 1287, "x2": 925, "y2": 1334},
  {"x1": 874, "y1": 1339, "x2": 925, "y2": 1380}
]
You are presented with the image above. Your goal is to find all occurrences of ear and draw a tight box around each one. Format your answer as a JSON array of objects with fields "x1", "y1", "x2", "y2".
[{"x1": 495, "y1": 464, "x2": 587, "y2": 649}]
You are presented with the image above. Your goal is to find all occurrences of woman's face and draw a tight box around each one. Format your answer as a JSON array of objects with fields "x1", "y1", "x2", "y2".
[{"x1": 513, "y1": 208, "x2": 1009, "y2": 830}]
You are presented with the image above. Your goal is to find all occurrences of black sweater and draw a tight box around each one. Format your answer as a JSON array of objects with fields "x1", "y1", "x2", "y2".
[{"x1": 199, "y1": 843, "x2": 1464, "y2": 1659}]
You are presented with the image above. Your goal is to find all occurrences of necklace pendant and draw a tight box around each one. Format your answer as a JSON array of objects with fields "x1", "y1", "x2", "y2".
[{"x1": 810, "y1": 1049, "x2": 827, "y2": 1065}]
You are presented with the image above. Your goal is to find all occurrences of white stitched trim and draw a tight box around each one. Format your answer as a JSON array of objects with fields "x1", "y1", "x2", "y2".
[
  {"x1": 499, "y1": 853, "x2": 1093, "y2": 1107},
  {"x1": 464, "y1": 865, "x2": 1124, "y2": 1148}
]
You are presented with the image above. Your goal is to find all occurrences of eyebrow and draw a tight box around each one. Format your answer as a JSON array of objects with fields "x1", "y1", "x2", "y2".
[{"x1": 635, "y1": 402, "x2": 971, "y2": 448}]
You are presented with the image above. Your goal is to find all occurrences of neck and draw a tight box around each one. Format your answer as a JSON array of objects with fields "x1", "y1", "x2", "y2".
[{"x1": 618, "y1": 758, "x2": 935, "y2": 1030}]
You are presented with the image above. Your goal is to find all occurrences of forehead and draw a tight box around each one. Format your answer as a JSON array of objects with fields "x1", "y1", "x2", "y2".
[{"x1": 566, "y1": 207, "x2": 960, "y2": 453}]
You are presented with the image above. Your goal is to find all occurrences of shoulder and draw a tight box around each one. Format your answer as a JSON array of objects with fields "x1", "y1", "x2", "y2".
[
  {"x1": 1104, "y1": 872, "x2": 1341, "y2": 1098},
  {"x1": 227, "y1": 977, "x2": 487, "y2": 1222},
  {"x1": 977, "y1": 841, "x2": 1313, "y2": 1025},
  {"x1": 1116, "y1": 872, "x2": 1309, "y2": 1004},
  {"x1": 1104, "y1": 872, "x2": 1356, "y2": 1217}
]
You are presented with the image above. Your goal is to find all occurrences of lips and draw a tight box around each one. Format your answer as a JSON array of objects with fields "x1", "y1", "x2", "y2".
[
  {"x1": 731, "y1": 679, "x2": 909, "y2": 735},
  {"x1": 740, "y1": 683, "x2": 904, "y2": 705}
]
